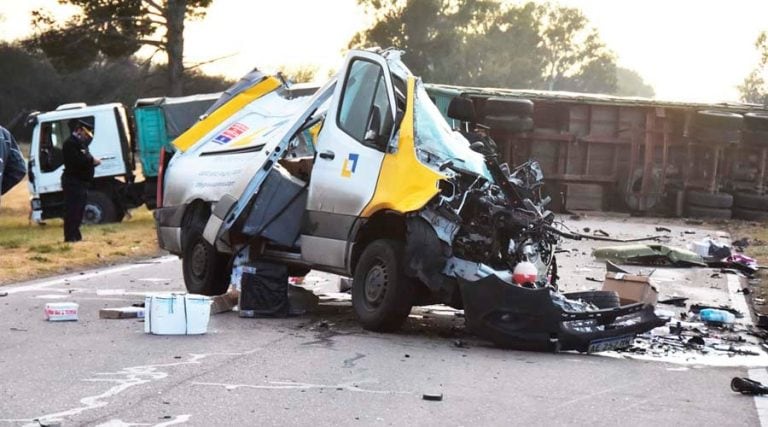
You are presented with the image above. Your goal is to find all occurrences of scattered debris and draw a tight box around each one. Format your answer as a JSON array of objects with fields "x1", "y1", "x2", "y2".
[
  {"x1": 594, "y1": 229, "x2": 610, "y2": 237},
  {"x1": 605, "y1": 261, "x2": 629, "y2": 274},
  {"x1": 593, "y1": 244, "x2": 706, "y2": 267},
  {"x1": 699, "y1": 308, "x2": 736, "y2": 325},
  {"x1": 732, "y1": 377, "x2": 768, "y2": 395},
  {"x1": 655, "y1": 226, "x2": 672, "y2": 233},
  {"x1": 453, "y1": 339, "x2": 469, "y2": 349},
  {"x1": 422, "y1": 393, "x2": 443, "y2": 402},
  {"x1": 602, "y1": 272, "x2": 658, "y2": 305},
  {"x1": 658, "y1": 297, "x2": 688, "y2": 307},
  {"x1": 585, "y1": 277, "x2": 602, "y2": 283},
  {"x1": 0, "y1": 291, "x2": 8, "y2": 297},
  {"x1": 44, "y1": 302, "x2": 78, "y2": 322},
  {"x1": 582, "y1": 227, "x2": 591, "y2": 233},
  {"x1": 690, "y1": 304, "x2": 743, "y2": 319},
  {"x1": 683, "y1": 230, "x2": 697, "y2": 234},
  {"x1": 9, "y1": 327, "x2": 27, "y2": 332},
  {"x1": 99, "y1": 307, "x2": 145, "y2": 319}
]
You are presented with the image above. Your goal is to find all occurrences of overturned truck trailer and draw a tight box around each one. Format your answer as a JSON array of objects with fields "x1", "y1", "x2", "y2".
[
  {"x1": 155, "y1": 49, "x2": 664, "y2": 352},
  {"x1": 426, "y1": 84, "x2": 768, "y2": 219}
]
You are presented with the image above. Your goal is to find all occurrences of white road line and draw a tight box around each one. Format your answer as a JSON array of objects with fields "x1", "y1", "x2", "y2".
[
  {"x1": 3, "y1": 256, "x2": 177, "y2": 295},
  {"x1": 749, "y1": 368, "x2": 768, "y2": 427}
]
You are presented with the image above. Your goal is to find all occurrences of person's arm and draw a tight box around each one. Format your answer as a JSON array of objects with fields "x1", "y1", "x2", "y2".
[{"x1": 1, "y1": 129, "x2": 26, "y2": 195}]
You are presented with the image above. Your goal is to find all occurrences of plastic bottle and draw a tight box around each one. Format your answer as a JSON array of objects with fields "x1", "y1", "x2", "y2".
[{"x1": 699, "y1": 308, "x2": 735, "y2": 324}]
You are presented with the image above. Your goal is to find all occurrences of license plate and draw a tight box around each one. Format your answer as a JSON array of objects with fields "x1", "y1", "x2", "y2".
[{"x1": 588, "y1": 335, "x2": 635, "y2": 353}]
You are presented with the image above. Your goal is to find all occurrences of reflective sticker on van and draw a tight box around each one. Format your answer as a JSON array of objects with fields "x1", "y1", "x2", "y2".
[{"x1": 213, "y1": 122, "x2": 249, "y2": 144}]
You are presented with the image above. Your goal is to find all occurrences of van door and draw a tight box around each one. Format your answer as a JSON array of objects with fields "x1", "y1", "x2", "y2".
[{"x1": 302, "y1": 51, "x2": 397, "y2": 269}]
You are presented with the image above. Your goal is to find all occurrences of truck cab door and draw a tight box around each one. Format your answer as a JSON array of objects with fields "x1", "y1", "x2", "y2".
[{"x1": 301, "y1": 51, "x2": 397, "y2": 269}]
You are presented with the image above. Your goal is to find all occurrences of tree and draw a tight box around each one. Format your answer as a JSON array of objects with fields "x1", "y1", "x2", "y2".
[
  {"x1": 351, "y1": 1, "x2": 626, "y2": 94},
  {"x1": 28, "y1": 0, "x2": 213, "y2": 96},
  {"x1": 278, "y1": 64, "x2": 319, "y2": 84},
  {"x1": 739, "y1": 31, "x2": 768, "y2": 104},
  {"x1": 350, "y1": 0, "x2": 499, "y2": 85},
  {"x1": 615, "y1": 67, "x2": 655, "y2": 98},
  {"x1": 535, "y1": 3, "x2": 616, "y2": 92}
]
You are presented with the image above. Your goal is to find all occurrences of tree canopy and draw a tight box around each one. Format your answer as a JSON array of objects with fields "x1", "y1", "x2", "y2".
[
  {"x1": 28, "y1": 0, "x2": 213, "y2": 96},
  {"x1": 351, "y1": 0, "x2": 651, "y2": 96},
  {"x1": 739, "y1": 31, "x2": 768, "y2": 104}
]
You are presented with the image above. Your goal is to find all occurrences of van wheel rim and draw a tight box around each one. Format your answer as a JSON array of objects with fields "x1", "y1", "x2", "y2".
[
  {"x1": 364, "y1": 262, "x2": 388, "y2": 307},
  {"x1": 191, "y1": 243, "x2": 209, "y2": 278}
]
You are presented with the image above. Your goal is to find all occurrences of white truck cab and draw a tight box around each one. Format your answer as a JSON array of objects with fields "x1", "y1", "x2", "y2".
[{"x1": 28, "y1": 103, "x2": 133, "y2": 223}]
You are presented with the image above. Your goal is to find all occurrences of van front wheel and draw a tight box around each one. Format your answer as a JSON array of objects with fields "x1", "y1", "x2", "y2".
[{"x1": 352, "y1": 239, "x2": 413, "y2": 332}]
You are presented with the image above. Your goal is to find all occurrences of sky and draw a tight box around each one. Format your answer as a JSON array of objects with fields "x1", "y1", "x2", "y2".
[{"x1": 0, "y1": 0, "x2": 766, "y2": 103}]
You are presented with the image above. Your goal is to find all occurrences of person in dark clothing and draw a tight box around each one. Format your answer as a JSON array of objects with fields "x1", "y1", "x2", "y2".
[
  {"x1": 62, "y1": 119, "x2": 100, "y2": 242},
  {"x1": 0, "y1": 125, "x2": 26, "y2": 206}
]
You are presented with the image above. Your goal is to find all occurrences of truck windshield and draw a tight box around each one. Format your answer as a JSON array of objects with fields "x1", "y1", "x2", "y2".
[{"x1": 413, "y1": 80, "x2": 491, "y2": 180}]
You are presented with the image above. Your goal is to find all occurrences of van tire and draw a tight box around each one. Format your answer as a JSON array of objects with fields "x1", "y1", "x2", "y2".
[
  {"x1": 352, "y1": 239, "x2": 413, "y2": 332},
  {"x1": 83, "y1": 191, "x2": 118, "y2": 224},
  {"x1": 182, "y1": 221, "x2": 230, "y2": 296}
]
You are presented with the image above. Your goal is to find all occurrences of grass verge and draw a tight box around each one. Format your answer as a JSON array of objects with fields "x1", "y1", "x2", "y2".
[{"x1": 0, "y1": 178, "x2": 161, "y2": 285}]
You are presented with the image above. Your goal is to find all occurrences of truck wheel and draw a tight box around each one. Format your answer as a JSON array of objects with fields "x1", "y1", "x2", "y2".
[
  {"x1": 482, "y1": 97, "x2": 534, "y2": 117},
  {"x1": 734, "y1": 192, "x2": 768, "y2": 210},
  {"x1": 182, "y1": 224, "x2": 230, "y2": 296},
  {"x1": 563, "y1": 290, "x2": 620, "y2": 309},
  {"x1": 733, "y1": 207, "x2": 768, "y2": 222},
  {"x1": 685, "y1": 205, "x2": 732, "y2": 219},
  {"x1": 83, "y1": 191, "x2": 117, "y2": 224},
  {"x1": 352, "y1": 239, "x2": 414, "y2": 332},
  {"x1": 686, "y1": 190, "x2": 733, "y2": 209}
]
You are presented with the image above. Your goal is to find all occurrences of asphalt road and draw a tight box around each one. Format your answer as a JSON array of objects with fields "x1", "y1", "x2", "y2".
[{"x1": 0, "y1": 217, "x2": 763, "y2": 426}]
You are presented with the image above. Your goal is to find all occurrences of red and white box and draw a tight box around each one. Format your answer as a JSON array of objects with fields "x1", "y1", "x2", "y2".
[{"x1": 44, "y1": 302, "x2": 79, "y2": 321}]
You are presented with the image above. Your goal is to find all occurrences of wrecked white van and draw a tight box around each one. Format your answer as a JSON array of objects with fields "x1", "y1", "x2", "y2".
[{"x1": 155, "y1": 49, "x2": 664, "y2": 352}]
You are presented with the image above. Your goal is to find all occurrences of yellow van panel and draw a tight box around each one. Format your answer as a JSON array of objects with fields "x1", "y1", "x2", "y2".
[
  {"x1": 172, "y1": 77, "x2": 282, "y2": 152},
  {"x1": 361, "y1": 77, "x2": 445, "y2": 217}
]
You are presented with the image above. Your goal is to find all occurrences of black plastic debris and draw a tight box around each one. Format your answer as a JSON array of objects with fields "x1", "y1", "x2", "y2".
[
  {"x1": 239, "y1": 261, "x2": 289, "y2": 318},
  {"x1": 594, "y1": 229, "x2": 610, "y2": 237},
  {"x1": 0, "y1": 291, "x2": 7, "y2": 297},
  {"x1": 658, "y1": 297, "x2": 688, "y2": 307},
  {"x1": 655, "y1": 226, "x2": 672, "y2": 233},
  {"x1": 732, "y1": 377, "x2": 768, "y2": 395},
  {"x1": 422, "y1": 393, "x2": 443, "y2": 401}
]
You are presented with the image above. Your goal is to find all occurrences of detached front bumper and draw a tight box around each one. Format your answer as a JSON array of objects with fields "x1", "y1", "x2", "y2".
[{"x1": 459, "y1": 275, "x2": 667, "y2": 353}]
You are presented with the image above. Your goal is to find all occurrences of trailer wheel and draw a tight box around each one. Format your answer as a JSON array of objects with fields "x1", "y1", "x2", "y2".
[
  {"x1": 482, "y1": 115, "x2": 534, "y2": 133},
  {"x1": 181, "y1": 219, "x2": 230, "y2": 296},
  {"x1": 83, "y1": 191, "x2": 118, "y2": 224},
  {"x1": 733, "y1": 207, "x2": 768, "y2": 222},
  {"x1": 352, "y1": 239, "x2": 413, "y2": 332},
  {"x1": 685, "y1": 205, "x2": 732, "y2": 219},
  {"x1": 482, "y1": 98, "x2": 534, "y2": 117},
  {"x1": 686, "y1": 190, "x2": 733, "y2": 209},
  {"x1": 734, "y1": 192, "x2": 768, "y2": 211},
  {"x1": 563, "y1": 290, "x2": 620, "y2": 309}
]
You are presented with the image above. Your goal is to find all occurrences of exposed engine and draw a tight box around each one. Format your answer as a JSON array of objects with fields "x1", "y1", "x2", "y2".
[{"x1": 441, "y1": 159, "x2": 559, "y2": 287}]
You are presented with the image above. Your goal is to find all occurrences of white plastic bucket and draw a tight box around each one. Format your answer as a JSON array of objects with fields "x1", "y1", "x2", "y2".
[{"x1": 144, "y1": 293, "x2": 212, "y2": 335}]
